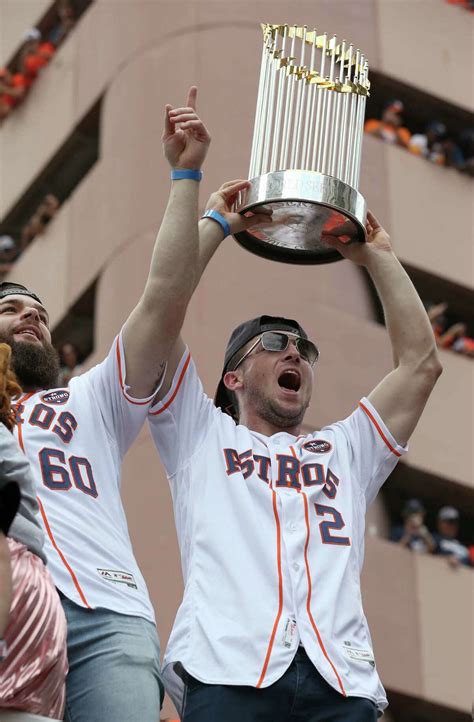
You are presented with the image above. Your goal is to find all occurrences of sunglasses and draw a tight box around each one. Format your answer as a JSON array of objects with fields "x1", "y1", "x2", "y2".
[{"x1": 232, "y1": 331, "x2": 319, "y2": 371}]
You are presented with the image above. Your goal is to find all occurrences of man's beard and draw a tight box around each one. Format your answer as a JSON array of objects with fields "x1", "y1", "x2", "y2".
[{"x1": 0, "y1": 332, "x2": 60, "y2": 391}]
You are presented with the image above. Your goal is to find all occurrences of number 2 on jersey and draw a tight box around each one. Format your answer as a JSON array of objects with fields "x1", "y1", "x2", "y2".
[
  {"x1": 39, "y1": 448, "x2": 98, "y2": 498},
  {"x1": 314, "y1": 503, "x2": 351, "y2": 546}
]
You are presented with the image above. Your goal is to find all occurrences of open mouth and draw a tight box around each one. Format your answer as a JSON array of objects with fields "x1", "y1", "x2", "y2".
[
  {"x1": 278, "y1": 369, "x2": 301, "y2": 393},
  {"x1": 15, "y1": 327, "x2": 41, "y2": 341}
]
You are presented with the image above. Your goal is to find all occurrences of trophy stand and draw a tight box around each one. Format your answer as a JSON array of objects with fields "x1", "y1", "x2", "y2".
[{"x1": 234, "y1": 25, "x2": 370, "y2": 265}]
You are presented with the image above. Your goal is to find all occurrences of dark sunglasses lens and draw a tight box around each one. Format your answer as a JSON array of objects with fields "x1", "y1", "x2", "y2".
[
  {"x1": 297, "y1": 338, "x2": 319, "y2": 365},
  {"x1": 262, "y1": 332, "x2": 288, "y2": 352}
]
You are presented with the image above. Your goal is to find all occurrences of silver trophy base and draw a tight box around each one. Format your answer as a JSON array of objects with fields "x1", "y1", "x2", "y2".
[{"x1": 234, "y1": 170, "x2": 367, "y2": 264}]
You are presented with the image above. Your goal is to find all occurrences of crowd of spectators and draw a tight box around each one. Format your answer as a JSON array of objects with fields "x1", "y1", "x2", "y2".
[
  {"x1": 0, "y1": 193, "x2": 60, "y2": 279},
  {"x1": 365, "y1": 100, "x2": 474, "y2": 178},
  {"x1": 391, "y1": 499, "x2": 472, "y2": 567},
  {"x1": 0, "y1": 1, "x2": 76, "y2": 121},
  {"x1": 428, "y1": 302, "x2": 474, "y2": 358}
]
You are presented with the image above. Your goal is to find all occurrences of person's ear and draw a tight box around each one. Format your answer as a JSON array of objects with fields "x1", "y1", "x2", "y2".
[{"x1": 223, "y1": 370, "x2": 244, "y2": 393}]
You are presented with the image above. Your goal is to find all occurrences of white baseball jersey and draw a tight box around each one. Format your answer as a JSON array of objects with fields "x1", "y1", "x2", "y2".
[
  {"x1": 148, "y1": 348, "x2": 407, "y2": 714},
  {"x1": 14, "y1": 333, "x2": 156, "y2": 623}
]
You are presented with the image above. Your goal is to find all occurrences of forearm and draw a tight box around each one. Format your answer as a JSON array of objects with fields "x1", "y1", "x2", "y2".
[
  {"x1": 366, "y1": 251, "x2": 440, "y2": 370},
  {"x1": 194, "y1": 218, "x2": 226, "y2": 290},
  {"x1": 142, "y1": 179, "x2": 200, "y2": 310}
]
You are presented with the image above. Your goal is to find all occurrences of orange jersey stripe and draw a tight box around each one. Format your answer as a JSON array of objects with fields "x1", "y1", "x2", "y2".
[
  {"x1": 14, "y1": 394, "x2": 91, "y2": 609},
  {"x1": 359, "y1": 401, "x2": 401, "y2": 457},
  {"x1": 301, "y1": 491, "x2": 346, "y2": 696},
  {"x1": 37, "y1": 497, "x2": 91, "y2": 608},
  {"x1": 256, "y1": 488, "x2": 284, "y2": 687},
  {"x1": 15, "y1": 392, "x2": 35, "y2": 452},
  {"x1": 115, "y1": 337, "x2": 152, "y2": 405},
  {"x1": 149, "y1": 351, "x2": 191, "y2": 417},
  {"x1": 289, "y1": 446, "x2": 346, "y2": 696}
]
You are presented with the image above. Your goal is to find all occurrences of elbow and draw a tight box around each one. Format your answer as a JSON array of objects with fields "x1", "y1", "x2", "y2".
[{"x1": 420, "y1": 347, "x2": 443, "y2": 384}]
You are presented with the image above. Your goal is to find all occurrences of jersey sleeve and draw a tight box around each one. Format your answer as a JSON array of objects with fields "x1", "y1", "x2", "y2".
[
  {"x1": 74, "y1": 332, "x2": 159, "y2": 457},
  {"x1": 147, "y1": 347, "x2": 218, "y2": 477},
  {"x1": 331, "y1": 396, "x2": 408, "y2": 506}
]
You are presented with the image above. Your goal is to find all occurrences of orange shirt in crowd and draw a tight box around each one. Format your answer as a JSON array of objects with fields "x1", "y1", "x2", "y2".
[
  {"x1": 364, "y1": 119, "x2": 411, "y2": 147},
  {"x1": 23, "y1": 42, "x2": 55, "y2": 80},
  {"x1": 0, "y1": 73, "x2": 28, "y2": 107}
]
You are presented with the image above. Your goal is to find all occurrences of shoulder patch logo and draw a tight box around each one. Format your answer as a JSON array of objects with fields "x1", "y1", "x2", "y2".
[
  {"x1": 41, "y1": 389, "x2": 70, "y2": 405},
  {"x1": 303, "y1": 439, "x2": 332, "y2": 454}
]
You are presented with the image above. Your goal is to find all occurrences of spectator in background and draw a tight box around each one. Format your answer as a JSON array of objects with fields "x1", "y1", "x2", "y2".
[
  {"x1": 20, "y1": 193, "x2": 60, "y2": 250},
  {"x1": 409, "y1": 121, "x2": 465, "y2": 170},
  {"x1": 458, "y1": 128, "x2": 474, "y2": 177},
  {"x1": 364, "y1": 99, "x2": 411, "y2": 148},
  {"x1": 0, "y1": 236, "x2": 18, "y2": 264},
  {"x1": 390, "y1": 499, "x2": 436, "y2": 553},
  {"x1": 57, "y1": 342, "x2": 83, "y2": 386},
  {"x1": 433, "y1": 507, "x2": 471, "y2": 567},
  {"x1": 427, "y1": 302, "x2": 474, "y2": 357},
  {"x1": 0, "y1": 237, "x2": 18, "y2": 279},
  {"x1": 0, "y1": 68, "x2": 27, "y2": 119},
  {"x1": 49, "y1": 0, "x2": 76, "y2": 47},
  {"x1": 18, "y1": 28, "x2": 55, "y2": 88}
]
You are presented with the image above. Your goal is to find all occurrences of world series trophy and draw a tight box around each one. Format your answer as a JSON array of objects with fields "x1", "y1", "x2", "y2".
[{"x1": 234, "y1": 24, "x2": 370, "y2": 264}]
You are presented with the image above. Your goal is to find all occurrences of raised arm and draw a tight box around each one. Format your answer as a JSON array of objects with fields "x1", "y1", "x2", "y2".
[
  {"x1": 196, "y1": 179, "x2": 273, "y2": 289},
  {"x1": 323, "y1": 213, "x2": 442, "y2": 446},
  {"x1": 121, "y1": 87, "x2": 210, "y2": 398}
]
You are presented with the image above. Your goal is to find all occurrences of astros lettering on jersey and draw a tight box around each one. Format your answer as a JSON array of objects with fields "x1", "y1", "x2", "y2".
[
  {"x1": 14, "y1": 333, "x2": 157, "y2": 622},
  {"x1": 148, "y1": 349, "x2": 407, "y2": 714}
]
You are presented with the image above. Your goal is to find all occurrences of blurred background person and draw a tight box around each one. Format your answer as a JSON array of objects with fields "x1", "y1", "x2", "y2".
[
  {"x1": 0, "y1": 67, "x2": 27, "y2": 120},
  {"x1": 49, "y1": 0, "x2": 77, "y2": 47},
  {"x1": 365, "y1": 99, "x2": 411, "y2": 148},
  {"x1": 18, "y1": 28, "x2": 55, "y2": 89},
  {"x1": 390, "y1": 499, "x2": 436, "y2": 553},
  {"x1": 57, "y1": 341, "x2": 83, "y2": 386},
  {"x1": 20, "y1": 193, "x2": 60, "y2": 250},
  {"x1": 433, "y1": 507, "x2": 471, "y2": 567}
]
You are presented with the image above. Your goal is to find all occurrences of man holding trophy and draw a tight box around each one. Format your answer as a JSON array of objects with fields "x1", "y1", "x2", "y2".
[{"x1": 150, "y1": 24, "x2": 442, "y2": 722}]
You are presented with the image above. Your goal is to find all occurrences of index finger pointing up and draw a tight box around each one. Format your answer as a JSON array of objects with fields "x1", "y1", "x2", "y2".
[{"x1": 186, "y1": 85, "x2": 197, "y2": 110}]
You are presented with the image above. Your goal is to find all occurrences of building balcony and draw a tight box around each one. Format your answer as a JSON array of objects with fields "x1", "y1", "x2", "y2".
[
  {"x1": 362, "y1": 536, "x2": 471, "y2": 715},
  {"x1": 361, "y1": 135, "x2": 473, "y2": 290}
]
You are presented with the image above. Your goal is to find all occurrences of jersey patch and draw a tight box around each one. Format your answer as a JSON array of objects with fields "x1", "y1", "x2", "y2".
[
  {"x1": 97, "y1": 568, "x2": 137, "y2": 589},
  {"x1": 41, "y1": 389, "x2": 70, "y2": 405},
  {"x1": 342, "y1": 642, "x2": 375, "y2": 667},
  {"x1": 303, "y1": 439, "x2": 332, "y2": 454},
  {"x1": 282, "y1": 617, "x2": 297, "y2": 648}
]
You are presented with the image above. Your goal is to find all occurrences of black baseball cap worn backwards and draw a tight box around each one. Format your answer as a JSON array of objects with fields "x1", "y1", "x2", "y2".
[
  {"x1": 0, "y1": 282, "x2": 43, "y2": 305},
  {"x1": 214, "y1": 314, "x2": 309, "y2": 416}
]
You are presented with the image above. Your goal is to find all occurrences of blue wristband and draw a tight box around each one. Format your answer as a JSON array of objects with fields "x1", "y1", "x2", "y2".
[
  {"x1": 170, "y1": 169, "x2": 202, "y2": 181},
  {"x1": 201, "y1": 209, "x2": 231, "y2": 239}
]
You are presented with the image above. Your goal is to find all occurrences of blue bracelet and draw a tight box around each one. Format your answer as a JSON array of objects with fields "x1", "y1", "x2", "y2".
[
  {"x1": 201, "y1": 209, "x2": 231, "y2": 238},
  {"x1": 170, "y1": 169, "x2": 202, "y2": 181}
]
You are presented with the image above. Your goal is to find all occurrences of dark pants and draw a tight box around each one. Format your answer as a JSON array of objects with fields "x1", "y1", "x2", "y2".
[{"x1": 182, "y1": 647, "x2": 378, "y2": 722}]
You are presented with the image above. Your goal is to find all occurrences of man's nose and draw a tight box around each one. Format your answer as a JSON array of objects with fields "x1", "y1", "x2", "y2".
[
  {"x1": 22, "y1": 306, "x2": 40, "y2": 321},
  {"x1": 284, "y1": 340, "x2": 301, "y2": 360}
]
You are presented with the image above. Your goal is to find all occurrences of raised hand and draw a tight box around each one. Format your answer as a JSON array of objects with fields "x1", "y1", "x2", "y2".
[
  {"x1": 321, "y1": 210, "x2": 393, "y2": 266},
  {"x1": 203, "y1": 179, "x2": 273, "y2": 236},
  {"x1": 162, "y1": 86, "x2": 211, "y2": 170}
]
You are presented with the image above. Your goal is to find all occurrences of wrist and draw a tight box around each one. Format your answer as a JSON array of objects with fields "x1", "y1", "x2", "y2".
[
  {"x1": 170, "y1": 168, "x2": 202, "y2": 181},
  {"x1": 364, "y1": 247, "x2": 398, "y2": 273},
  {"x1": 201, "y1": 209, "x2": 230, "y2": 239}
]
